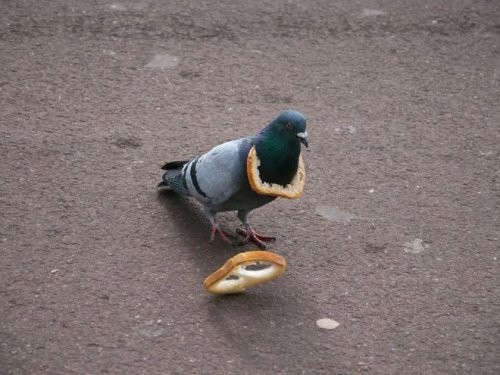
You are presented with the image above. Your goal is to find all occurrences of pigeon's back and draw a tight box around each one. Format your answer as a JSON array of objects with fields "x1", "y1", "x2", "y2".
[
  {"x1": 184, "y1": 137, "x2": 254, "y2": 208},
  {"x1": 159, "y1": 136, "x2": 256, "y2": 209}
]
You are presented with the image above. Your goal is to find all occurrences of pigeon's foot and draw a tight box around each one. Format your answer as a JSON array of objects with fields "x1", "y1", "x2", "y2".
[
  {"x1": 210, "y1": 224, "x2": 235, "y2": 245},
  {"x1": 236, "y1": 227, "x2": 276, "y2": 249}
]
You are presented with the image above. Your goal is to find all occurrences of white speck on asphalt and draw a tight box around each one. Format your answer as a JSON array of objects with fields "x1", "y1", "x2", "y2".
[
  {"x1": 316, "y1": 206, "x2": 356, "y2": 223},
  {"x1": 403, "y1": 238, "x2": 429, "y2": 254},
  {"x1": 362, "y1": 9, "x2": 385, "y2": 17},
  {"x1": 316, "y1": 318, "x2": 340, "y2": 330},
  {"x1": 145, "y1": 53, "x2": 180, "y2": 69},
  {"x1": 109, "y1": 3, "x2": 127, "y2": 11}
]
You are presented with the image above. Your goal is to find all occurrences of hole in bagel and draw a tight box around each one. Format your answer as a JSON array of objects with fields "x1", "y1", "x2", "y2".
[
  {"x1": 225, "y1": 274, "x2": 240, "y2": 281},
  {"x1": 236, "y1": 262, "x2": 276, "y2": 279},
  {"x1": 244, "y1": 262, "x2": 272, "y2": 271}
]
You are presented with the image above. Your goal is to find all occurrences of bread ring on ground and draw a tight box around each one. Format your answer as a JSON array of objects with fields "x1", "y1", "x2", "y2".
[
  {"x1": 203, "y1": 251, "x2": 287, "y2": 294},
  {"x1": 246, "y1": 146, "x2": 305, "y2": 198}
]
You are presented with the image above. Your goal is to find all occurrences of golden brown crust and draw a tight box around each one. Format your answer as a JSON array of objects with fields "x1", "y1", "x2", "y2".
[
  {"x1": 203, "y1": 251, "x2": 287, "y2": 294},
  {"x1": 246, "y1": 146, "x2": 305, "y2": 198}
]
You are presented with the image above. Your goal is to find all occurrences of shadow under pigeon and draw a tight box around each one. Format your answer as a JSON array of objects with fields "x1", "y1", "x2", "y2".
[{"x1": 156, "y1": 190, "x2": 249, "y2": 275}]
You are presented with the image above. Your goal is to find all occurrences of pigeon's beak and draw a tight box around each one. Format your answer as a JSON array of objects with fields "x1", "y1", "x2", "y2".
[{"x1": 297, "y1": 131, "x2": 308, "y2": 148}]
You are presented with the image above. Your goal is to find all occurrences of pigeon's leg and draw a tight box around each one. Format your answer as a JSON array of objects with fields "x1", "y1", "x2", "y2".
[
  {"x1": 204, "y1": 208, "x2": 234, "y2": 245},
  {"x1": 236, "y1": 210, "x2": 276, "y2": 249}
]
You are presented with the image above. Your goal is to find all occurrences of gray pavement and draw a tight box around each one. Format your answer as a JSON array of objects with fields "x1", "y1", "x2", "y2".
[{"x1": 1, "y1": 1, "x2": 499, "y2": 374}]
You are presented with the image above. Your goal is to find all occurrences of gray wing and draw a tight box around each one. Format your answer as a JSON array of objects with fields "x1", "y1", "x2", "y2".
[{"x1": 183, "y1": 136, "x2": 254, "y2": 209}]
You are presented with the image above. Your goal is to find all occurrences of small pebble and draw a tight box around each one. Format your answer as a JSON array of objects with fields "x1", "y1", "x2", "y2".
[{"x1": 316, "y1": 318, "x2": 340, "y2": 330}]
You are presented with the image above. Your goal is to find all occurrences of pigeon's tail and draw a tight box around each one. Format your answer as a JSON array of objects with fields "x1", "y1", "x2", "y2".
[{"x1": 158, "y1": 160, "x2": 190, "y2": 196}]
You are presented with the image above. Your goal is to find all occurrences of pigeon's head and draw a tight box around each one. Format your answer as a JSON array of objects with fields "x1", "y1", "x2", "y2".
[
  {"x1": 265, "y1": 110, "x2": 308, "y2": 148},
  {"x1": 255, "y1": 110, "x2": 308, "y2": 187}
]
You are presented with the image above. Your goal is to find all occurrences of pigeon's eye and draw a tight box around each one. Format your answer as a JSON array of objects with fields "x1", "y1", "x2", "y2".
[{"x1": 285, "y1": 123, "x2": 292, "y2": 129}]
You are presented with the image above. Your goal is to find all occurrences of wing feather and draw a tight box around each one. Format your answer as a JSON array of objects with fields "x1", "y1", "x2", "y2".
[{"x1": 185, "y1": 137, "x2": 253, "y2": 208}]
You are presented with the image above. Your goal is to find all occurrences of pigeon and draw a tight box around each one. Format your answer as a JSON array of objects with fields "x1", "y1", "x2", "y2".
[{"x1": 158, "y1": 110, "x2": 308, "y2": 248}]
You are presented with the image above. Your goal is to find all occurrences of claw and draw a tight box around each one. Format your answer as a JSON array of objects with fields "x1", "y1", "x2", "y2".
[
  {"x1": 236, "y1": 227, "x2": 276, "y2": 249},
  {"x1": 210, "y1": 224, "x2": 235, "y2": 245}
]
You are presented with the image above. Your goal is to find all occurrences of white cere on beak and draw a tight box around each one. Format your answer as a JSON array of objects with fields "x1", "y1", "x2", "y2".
[
  {"x1": 297, "y1": 131, "x2": 307, "y2": 139},
  {"x1": 297, "y1": 131, "x2": 308, "y2": 147}
]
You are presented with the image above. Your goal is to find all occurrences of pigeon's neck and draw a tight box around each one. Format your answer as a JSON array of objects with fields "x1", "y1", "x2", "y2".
[{"x1": 255, "y1": 132, "x2": 301, "y2": 187}]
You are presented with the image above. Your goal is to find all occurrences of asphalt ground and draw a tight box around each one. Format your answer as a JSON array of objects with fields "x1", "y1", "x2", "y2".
[{"x1": 1, "y1": 1, "x2": 499, "y2": 374}]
